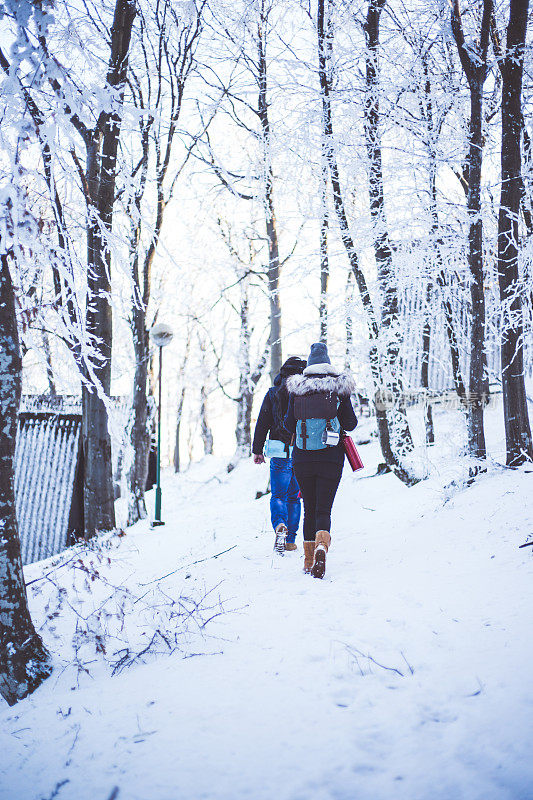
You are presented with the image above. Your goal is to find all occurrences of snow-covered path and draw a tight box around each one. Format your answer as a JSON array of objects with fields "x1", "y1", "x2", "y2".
[{"x1": 1, "y1": 447, "x2": 533, "y2": 800}]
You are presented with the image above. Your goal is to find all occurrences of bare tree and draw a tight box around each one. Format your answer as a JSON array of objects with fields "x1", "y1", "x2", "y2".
[
  {"x1": 197, "y1": 334, "x2": 215, "y2": 457},
  {"x1": 201, "y1": 0, "x2": 288, "y2": 383},
  {"x1": 451, "y1": 0, "x2": 493, "y2": 466},
  {"x1": 317, "y1": 0, "x2": 418, "y2": 485},
  {"x1": 174, "y1": 386, "x2": 187, "y2": 472},
  {"x1": 200, "y1": 385, "x2": 214, "y2": 456},
  {"x1": 318, "y1": 3, "x2": 332, "y2": 345},
  {"x1": 257, "y1": 1, "x2": 283, "y2": 381},
  {"x1": 0, "y1": 247, "x2": 52, "y2": 705},
  {"x1": 79, "y1": 0, "x2": 137, "y2": 536},
  {"x1": 386, "y1": 4, "x2": 468, "y2": 409},
  {"x1": 174, "y1": 332, "x2": 192, "y2": 473},
  {"x1": 125, "y1": 1, "x2": 206, "y2": 524},
  {"x1": 492, "y1": 0, "x2": 533, "y2": 465},
  {"x1": 0, "y1": 0, "x2": 138, "y2": 536},
  {"x1": 363, "y1": 0, "x2": 415, "y2": 458},
  {"x1": 214, "y1": 222, "x2": 269, "y2": 471}
]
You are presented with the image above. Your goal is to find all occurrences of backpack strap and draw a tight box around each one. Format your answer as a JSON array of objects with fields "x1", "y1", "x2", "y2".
[{"x1": 301, "y1": 419, "x2": 308, "y2": 449}]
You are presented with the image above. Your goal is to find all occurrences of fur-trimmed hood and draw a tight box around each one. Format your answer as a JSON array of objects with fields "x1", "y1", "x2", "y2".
[{"x1": 286, "y1": 371, "x2": 356, "y2": 397}]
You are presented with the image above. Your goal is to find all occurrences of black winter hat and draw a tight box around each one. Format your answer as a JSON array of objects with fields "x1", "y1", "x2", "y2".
[{"x1": 279, "y1": 356, "x2": 306, "y2": 377}]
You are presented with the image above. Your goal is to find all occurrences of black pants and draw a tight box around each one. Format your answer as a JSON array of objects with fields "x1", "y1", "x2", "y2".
[{"x1": 293, "y1": 462, "x2": 343, "y2": 542}]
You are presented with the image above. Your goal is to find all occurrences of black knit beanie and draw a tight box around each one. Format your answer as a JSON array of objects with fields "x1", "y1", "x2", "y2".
[{"x1": 279, "y1": 356, "x2": 306, "y2": 377}]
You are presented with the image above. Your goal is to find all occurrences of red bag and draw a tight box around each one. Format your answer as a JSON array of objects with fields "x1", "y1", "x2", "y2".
[{"x1": 342, "y1": 433, "x2": 364, "y2": 472}]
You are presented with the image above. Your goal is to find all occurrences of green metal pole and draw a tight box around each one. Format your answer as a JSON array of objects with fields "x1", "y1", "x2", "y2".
[{"x1": 153, "y1": 345, "x2": 164, "y2": 526}]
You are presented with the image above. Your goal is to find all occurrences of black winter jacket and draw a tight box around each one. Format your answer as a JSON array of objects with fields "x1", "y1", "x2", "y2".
[{"x1": 252, "y1": 374, "x2": 292, "y2": 455}]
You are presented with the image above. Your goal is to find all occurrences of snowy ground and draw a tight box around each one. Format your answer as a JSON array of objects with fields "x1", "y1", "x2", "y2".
[{"x1": 1, "y1": 403, "x2": 533, "y2": 800}]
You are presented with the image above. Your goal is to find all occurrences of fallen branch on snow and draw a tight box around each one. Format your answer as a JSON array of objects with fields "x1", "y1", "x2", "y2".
[
  {"x1": 343, "y1": 643, "x2": 406, "y2": 677},
  {"x1": 139, "y1": 545, "x2": 238, "y2": 586}
]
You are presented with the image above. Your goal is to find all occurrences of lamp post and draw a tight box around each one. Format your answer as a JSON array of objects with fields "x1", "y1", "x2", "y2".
[{"x1": 150, "y1": 322, "x2": 174, "y2": 527}]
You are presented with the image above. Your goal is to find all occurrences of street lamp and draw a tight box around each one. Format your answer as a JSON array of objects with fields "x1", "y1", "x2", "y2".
[{"x1": 150, "y1": 322, "x2": 174, "y2": 527}]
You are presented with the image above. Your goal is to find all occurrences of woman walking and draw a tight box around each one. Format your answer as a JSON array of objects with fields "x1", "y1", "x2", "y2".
[
  {"x1": 252, "y1": 357, "x2": 307, "y2": 553},
  {"x1": 285, "y1": 343, "x2": 357, "y2": 578}
]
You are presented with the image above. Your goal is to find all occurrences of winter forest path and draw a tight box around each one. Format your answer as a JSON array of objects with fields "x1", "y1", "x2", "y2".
[{"x1": 2, "y1": 448, "x2": 533, "y2": 800}]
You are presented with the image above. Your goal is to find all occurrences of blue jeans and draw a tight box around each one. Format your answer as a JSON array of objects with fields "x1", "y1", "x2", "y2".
[{"x1": 270, "y1": 457, "x2": 301, "y2": 543}]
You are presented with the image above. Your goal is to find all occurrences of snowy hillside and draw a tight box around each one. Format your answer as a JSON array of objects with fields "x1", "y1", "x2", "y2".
[{"x1": 1, "y1": 412, "x2": 533, "y2": 800}]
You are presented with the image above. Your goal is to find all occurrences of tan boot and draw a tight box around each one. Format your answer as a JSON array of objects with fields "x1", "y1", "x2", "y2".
[
  {"x1": 284, "y1": 542, "x2": 297, "y2": 552},
  {"x1": 303, "y1": 541, "x2": 315, "y2": 573},
  {"x1": 311, "y1": 530, "x2": 331, "y2": 579}
]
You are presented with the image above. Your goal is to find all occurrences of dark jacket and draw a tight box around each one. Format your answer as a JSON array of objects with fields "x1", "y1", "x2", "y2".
[
  {"x1": 252, "y1": 358, "x2": 306, "y2": 455},
  {"x1": 284, "y1": 371, "x2": 357, "y2": 465},
  {"x1": 252, "y1": 378, "x2": 290, "y2": 455}
]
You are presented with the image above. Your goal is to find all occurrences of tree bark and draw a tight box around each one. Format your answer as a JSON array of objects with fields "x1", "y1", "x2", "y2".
[
  {"x1": 228, "y1": 271, "x2": 268, "y2": 471},
  {"x1": 437, "y1": 272, "x2": 467, "y2": 398},
  {"x1": 200, "y1": 386, "x2": 214, "y2": 456},
  {"x1": 126, "y1": 2, "x2": 203, "y2": 518},
  {"x1": 0, "y1": 254, "x2": 53, "y2": 706},
  {"x1": 257, "y1": 5, "x2": 282, "y2": 383},
  {"x1": 317, "y1": 0, "x2": 418, "y2": 485},
  {"x1": 127, "y1": 318, "x2": 150, "y2": 523},
  {"x1": 82, "y1": 0, "x2": 137, "y2": 537},
  {"x1": 174, "y1": 386, "x2": 186, "y2": 472},
  {"x1": 451, "y1": 0, "x2": 492, "y2": 465},
  {"x1": 344, "y1": 269, "x2": 354, "y2": 370},
  {"x1": 363, "y1": 0, "x2": 414, "y2": 459},
  {"x1": 319, "y1": 87, "x2": 330, "y2": 344},
  {"x1": 41, "y1": 329, "x2": 57, "y2": 397},
  {"x1": 466, "y1": 83, "x2": 488, "y2": 460},
  {"x1": 419, "y1": 279, "x2": 435, "y2": 445},
  {"x1": 127, "y1": 135, "x2": 152, "y2": 524},
  {"x1": 496, "y1": 0, "x2": 533, "y2": 465},
  {"x1": 319, "y1": 197, "x2": 329, "y2": 345}
]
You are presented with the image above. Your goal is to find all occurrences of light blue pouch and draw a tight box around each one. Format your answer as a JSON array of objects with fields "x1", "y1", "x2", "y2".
[{"x1": 264, "y1": 438, "x2": 289, "y2": 458}]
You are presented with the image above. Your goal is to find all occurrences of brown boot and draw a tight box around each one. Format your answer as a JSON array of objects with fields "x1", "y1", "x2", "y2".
[
  {"x1": 311, "y1": 530, "x2": 331, "y2": 579},
  {"x1": 303, "y1": 541, "x2": 315, "y2": 573},
  {"x1": 284, "y1": 542, "x2": 297, "y2": 552}
]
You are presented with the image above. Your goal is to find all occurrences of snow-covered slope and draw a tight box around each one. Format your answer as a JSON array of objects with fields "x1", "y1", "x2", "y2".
[{"x1": 1, "y1": 430, "x2": 533, "y2": 800}]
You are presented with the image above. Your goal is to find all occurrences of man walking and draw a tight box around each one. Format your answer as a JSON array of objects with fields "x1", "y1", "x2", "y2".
[{"x1": 252, "y1": 357, "x2": 306, "y2": 554}]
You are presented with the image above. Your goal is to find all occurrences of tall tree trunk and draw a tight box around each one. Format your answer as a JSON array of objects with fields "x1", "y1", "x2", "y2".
[
  {"x1": 82, "y1": 136, "x2": 115, "y2": 538},
  {"x1": 0, "y1": 254, "x2": 53, "y2": 706},
  {"x1": 127, "y1": 312, "x2": 150, "y2": 524},
  {"x1": 437, "y1": 271, "x2": 467, "y2": 398},
  {"x1": 497, "y1": 0, "x2": 533, "y2": 465},
  {"x1": 126, "y1": 114, "x2": 151, "y2": 524},
  {"x1": 345, "y1": 269, "x2": 354, "y2": 370},
  {"x1": 467, "y1": 83, "x2": 488, "y2": 460},
  {"x1": 364, "y1": 0, "x2": 414, "y2": 459},
  {"x1": 258, "y1": 6, "x2": 282, "y2": 383},
  {"x1": 200, "y1": 386, "x2": 214, "y2": 456},
  {"x1": 233, "y1": 385, "x2": 253, "y2": 463},
  {"x1": 451, "y1": 0, "x2": 492, "y2": 465},
  {"x1": 317, "y1": 0, "x2": 378, "y2": 341},
  {"x1": 174, "y1": 386, "x2": 186, "y2": 472},
  {"x1": 319, "y1": 205, "x2": 329, "y2": 344},
  {"x1": 82, "y1": 0, "x2": 136, "y2": 537},
  {"x1": 229, "y1": 276, "x2": 254, "y2": 471},
  {"x1": 317, "y1": 0, "x2": 418, "y2": 485},
  {"x1": 41, "y1": 329, "x2": 57, "y2": 397},
  {"x1": 420, "y1": 282, "x2": 435, "y2": 445},
  {"x1": 319, "y1": 136, "x2": 329, "y2": 344}
]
